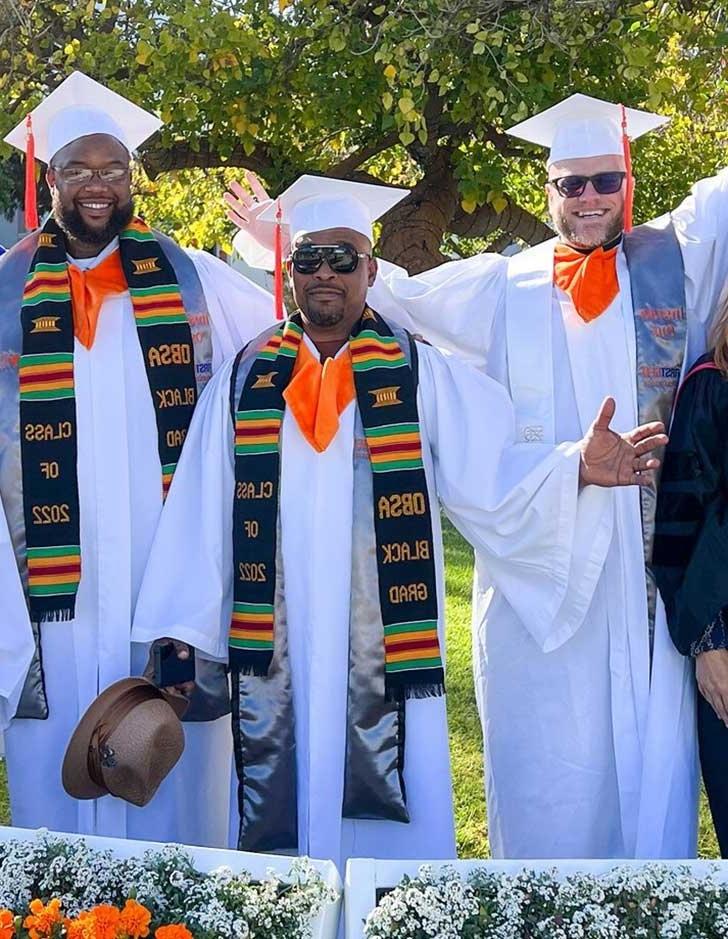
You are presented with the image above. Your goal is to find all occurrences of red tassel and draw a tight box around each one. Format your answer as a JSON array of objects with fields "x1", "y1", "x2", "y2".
[
  {"x1": 620, "y1": 104, "x2": 634, "y2": 234},
  {"x1": 273, "y1": 199, "x2": 284, "y2": 320},
  {"x1": 24, "y1": 115, "x2": 39, "y2": 231}
]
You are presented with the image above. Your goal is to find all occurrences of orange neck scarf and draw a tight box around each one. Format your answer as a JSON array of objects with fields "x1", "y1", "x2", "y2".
[
  {"x1": 283, "y1": 339, "x2": 356, "y2": 452},
  {"x1": 553, "y1": 241, "x2": 620, "y2": 323},
  {"x1": 67, "y1": 248, "x2": 127, "y2": 349}
]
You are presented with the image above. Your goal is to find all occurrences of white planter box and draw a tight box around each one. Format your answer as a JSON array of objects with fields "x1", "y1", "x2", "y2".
[
  {"x1": 0, "y1": 825, "x2": 342, "y2": 939},
  {"x1": 344, "y1": 857, "x2": 728, "y2": 939}
]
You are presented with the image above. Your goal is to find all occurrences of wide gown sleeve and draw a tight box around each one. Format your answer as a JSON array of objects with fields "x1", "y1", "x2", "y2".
[
  {"x1": 654, "y1": 362, "x2": 728, "y2": 655},
  {"x1": 417, "y1": 342, "x2": 613, "y2": 653},
  {"x1": 0, "y1": 501, "x2": 35, "y2": 729},
  {"x1": 131, "y1": 357, "x2": 237, "y2": 660},
  {"x1": 367, "y1": 253, "x2": 507, "y2": 370},
  {"x1": 671, "y1": 168, "x2": 728, "y2": 328},
  {"x1": 187, "y1": 249, "x2": 276, "y2": 369}
]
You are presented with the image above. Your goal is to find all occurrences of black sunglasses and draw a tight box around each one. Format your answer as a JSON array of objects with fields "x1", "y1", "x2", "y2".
[
  {"x1": 547, "y1": 172, "x2": 627, "y2": 198},
  {"x1": 290, "y1": 243, "x2": 370, "y2": 275}
]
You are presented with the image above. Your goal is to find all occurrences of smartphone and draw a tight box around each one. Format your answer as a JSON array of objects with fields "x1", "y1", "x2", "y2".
[{"x1": 153, "y1": 642, "x2": 195, "y2": 688}]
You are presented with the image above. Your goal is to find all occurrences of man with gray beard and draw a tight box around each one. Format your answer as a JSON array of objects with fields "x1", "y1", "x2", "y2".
[
  {"x1": 0, "y1": 71, "x2": 275, "y2": 845},
  {"x1": 231, "y1": 93, "x2": 728, "y2": 861}
]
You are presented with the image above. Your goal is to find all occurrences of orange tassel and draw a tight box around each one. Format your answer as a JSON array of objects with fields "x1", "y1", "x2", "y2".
[
  {"x1": 273, "y1": 199, "x2": 284, "y2": 320},
  {"x1": 620, "y1": 104, "x2": 634, "y2": 233},
  {"x1": 24, "y1": 115, "x2": 39, "y2": 231}
]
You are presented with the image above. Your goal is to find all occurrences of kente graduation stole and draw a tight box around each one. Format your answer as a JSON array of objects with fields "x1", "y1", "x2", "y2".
[
  {"x1": 229, "y1": 308, "x2": 444, "y2": 701},
  {"x1": 19, "y1": 216, "x2": 197, "y2": 622}
]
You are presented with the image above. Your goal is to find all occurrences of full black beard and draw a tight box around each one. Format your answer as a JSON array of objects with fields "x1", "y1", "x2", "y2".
[{"x1": 53, "y1": 195, "x2": 134, "y2": 247}]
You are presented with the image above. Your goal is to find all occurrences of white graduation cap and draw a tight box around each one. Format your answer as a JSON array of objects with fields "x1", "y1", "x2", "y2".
[
  {"x1": 4, "y1": 70, "x2": 162, "y2": 165},
  {"x1": 507, "y1": 93, "x2": 669, "y2": 167},
  {"x1": 263, "y1": 174, "x2": 408, "y2": 245}
]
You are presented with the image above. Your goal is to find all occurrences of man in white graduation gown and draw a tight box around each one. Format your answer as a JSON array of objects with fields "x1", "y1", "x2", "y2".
[
  {"x1": 136, "y1": 175, "x2": 667, "y2": 869},
  {"x1": 231, "y1": 96, "x2": 728, "y2": 860},
  {"x1": 362, "y1": 96, "x2": 728, "y2": 860},
  {"x1": 0, "y1": 72, "x2": 275, "y2": 844}
]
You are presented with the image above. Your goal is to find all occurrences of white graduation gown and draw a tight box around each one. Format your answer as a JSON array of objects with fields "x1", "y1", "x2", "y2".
[
  {"x1": 133, "y1": 329, "x2": 603, "y2": 872},
  {"x1": 367, "y1": 168, "x2": 728, "y2": 859},
  {"x1": 0, "y1": 239, "x2": 276, "y2": 845}
]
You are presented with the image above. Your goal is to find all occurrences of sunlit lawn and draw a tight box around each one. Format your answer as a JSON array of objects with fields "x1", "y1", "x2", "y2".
[{"x1": 0, "y1": 519, "x2": 720, "y2": 858}]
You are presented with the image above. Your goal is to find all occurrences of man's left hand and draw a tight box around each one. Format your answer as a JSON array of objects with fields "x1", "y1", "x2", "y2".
[
  {"x1": 143, "y1": 638, "x2": 195, "y2": 697},
  {"x1": 579, "y1": 396, "x2": 668, "y2": 488}
]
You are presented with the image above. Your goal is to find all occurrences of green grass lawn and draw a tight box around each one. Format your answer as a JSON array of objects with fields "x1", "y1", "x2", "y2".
[{"x1": 0, "y1": 518, "x2": 721, "y2": 858}]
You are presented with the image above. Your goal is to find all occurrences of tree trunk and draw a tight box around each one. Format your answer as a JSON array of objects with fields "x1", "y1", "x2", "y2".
[{"x1": 378, "y1": 149, "x2": 459, "y2": 273}]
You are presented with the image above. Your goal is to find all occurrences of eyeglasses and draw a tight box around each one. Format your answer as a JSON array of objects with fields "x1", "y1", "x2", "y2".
[
  {"x1": 290, "y1": 243, "x2": 370, "y2": 275},
  {"x1": 547, "y1": 172, "x2": 627, "y2": 198},
  {"x1": 52, "y1": 166, "x2": 130, "y2": 185}
]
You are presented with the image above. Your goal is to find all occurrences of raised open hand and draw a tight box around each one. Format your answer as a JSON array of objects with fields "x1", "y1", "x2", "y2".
[
  {"x1": 224, "y1": 171, "x2": 273, "y2": 237},
  {"x1": 223, "y1": 171, "x2": 287, "y2": 269},
  {"x1": 579, "y1": 396, "x2": 668, "y2": 488}
]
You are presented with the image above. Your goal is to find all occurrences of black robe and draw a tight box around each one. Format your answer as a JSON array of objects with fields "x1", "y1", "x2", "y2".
[{"x1": 654, "y1": 353, "x2": 728, "y2": 655}]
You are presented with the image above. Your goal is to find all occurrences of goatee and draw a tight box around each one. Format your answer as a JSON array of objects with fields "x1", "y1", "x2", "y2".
[{"x1": 53, "y1": 195, "x2": 134, "y2": 247}]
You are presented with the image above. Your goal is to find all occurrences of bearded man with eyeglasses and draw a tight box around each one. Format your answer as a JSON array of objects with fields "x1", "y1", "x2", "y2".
[{"x1": 0, "y1": 72, "x2": 276, "y2": 846}]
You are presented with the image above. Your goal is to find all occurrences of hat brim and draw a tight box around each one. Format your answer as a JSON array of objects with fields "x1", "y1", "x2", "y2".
[{"x1": 62, "y1": 677, "x2": 188, "y2": 800}]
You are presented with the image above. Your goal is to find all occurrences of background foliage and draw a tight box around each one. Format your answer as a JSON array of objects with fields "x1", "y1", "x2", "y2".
[{"x1": 1, "y1": 1, "x2": 727, "y2": 267}]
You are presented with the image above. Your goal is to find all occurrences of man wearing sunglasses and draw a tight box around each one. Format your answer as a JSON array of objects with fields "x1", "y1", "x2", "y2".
[
  {"x1": 0, "y1": 72, "x2": 276, "y2": 847},
  {"x1": 136, "y1": 173, "x2": 665, "y2": 869},
  {"x1": 354, "y1": 92, "x2": 728, "y2": 863}
]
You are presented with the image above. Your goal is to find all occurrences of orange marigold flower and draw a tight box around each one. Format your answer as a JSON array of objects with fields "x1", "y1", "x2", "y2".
[
  {"x1": 119, "y1": 899, "x2": 151, "y2": 939},
  {"x1": 86, "y1": 904, "x2": 121, "y2": 939},
  {"x1": 65, "y1": 912, "x2": 96, "y2": 939},
  {"x1": 23, "y1": 897, "x2": 63, "y2": 938},
  {"x1": 0, "y1": 908, "x2": 15, "y2": 939},
  {"x1": 154, "y1": 926, "x2": 193, "y2": 939}
]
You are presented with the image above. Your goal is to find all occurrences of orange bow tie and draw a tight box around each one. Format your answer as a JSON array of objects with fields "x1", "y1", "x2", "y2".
[
  {"x1": 67, "y1": 249, "x2": 127, "y2": 349},
  {"x1": 553, "y1": 242, "x2": 620, "y2": 323},
  {"x1": 283, "y1": 340, "x2": 356, "y2": 452}
]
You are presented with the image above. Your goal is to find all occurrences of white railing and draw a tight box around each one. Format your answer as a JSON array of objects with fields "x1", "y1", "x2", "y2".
[
  {"x1": 0, "y1": 826, "x2": 342, "y2": 939},
  {"x1": 344, "y1": 857, "x2": 728, "y2": 939}
]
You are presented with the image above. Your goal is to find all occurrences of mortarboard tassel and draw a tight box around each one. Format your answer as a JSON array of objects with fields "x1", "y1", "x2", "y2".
[
  {"x1": 24, "y1": 114, "x2": 39, "y2": 231},
  {"x1": 274, "y1": 198, "x2": 284, "y2": 320},
  {"x1": 620, "y1": 104, "x2": 634, "y2": 234}
]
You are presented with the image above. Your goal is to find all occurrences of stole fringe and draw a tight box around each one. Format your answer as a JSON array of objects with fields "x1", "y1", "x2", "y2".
[
  {"x1": 385, "y1": 680, "x2": 446, "y2": 703},
  {"x1": 36, "y1": 607, "x2": 74, "y2": 624}
]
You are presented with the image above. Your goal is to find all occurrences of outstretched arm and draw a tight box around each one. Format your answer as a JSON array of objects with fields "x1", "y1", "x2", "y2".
[
  {"x1": 671, "y1": 167, "x2": 728, "y2": 328},
  {"x1": 418, "y1": 344, "x2": 666, "y2": 652}
]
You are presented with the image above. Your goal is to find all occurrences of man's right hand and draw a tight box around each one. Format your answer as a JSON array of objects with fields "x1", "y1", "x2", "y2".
[
  {"x1": 697, "y1": 649, "x2": 728, "y2": 726},
  {"x1": 223, "y1": 171, "x2": 277, "y2": 249}
]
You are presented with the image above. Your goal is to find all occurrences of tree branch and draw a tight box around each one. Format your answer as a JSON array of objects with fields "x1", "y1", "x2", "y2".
[
  {"x1": 141, "y1": 138, "x2": 277, "y2": 179},
  {"x1": 451, "y1": 194, "x2": 552, "y2": 245},
  {"x1": 327, "y1": 130, "x2": 402, "y2": 177}
]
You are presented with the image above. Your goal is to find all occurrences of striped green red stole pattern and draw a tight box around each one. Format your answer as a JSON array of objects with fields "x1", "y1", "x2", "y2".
[
  {"x1": 229, "y1": 309, "x2": 444, "y2": 700},
  {"x1": 19, "y1": 216, "x2": 197, "y2": 622}
]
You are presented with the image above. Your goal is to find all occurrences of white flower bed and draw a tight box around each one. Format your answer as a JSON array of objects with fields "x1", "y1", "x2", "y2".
[
  {"x1": 0, "y1": 826, "x2": 341, "y2": 939},
  {"x1": 346, "y1": 858, "x2": 728, "y2": 939}
]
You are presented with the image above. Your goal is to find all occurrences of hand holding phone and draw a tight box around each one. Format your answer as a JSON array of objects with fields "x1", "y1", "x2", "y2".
[{"x1": 151, "y1": 639, "x2": 196, "y2": 694}]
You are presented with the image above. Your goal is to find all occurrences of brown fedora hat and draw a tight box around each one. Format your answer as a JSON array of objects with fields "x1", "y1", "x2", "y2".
[{"x1": 62, "y1": 678, "x2": 188, "y2": 807}]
